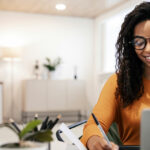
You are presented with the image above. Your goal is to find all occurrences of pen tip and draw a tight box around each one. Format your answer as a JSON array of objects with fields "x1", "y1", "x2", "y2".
[
  {"x1": 9, "y1": 118, "x2": 14, "y2": 123},
  {"x1": 57, "y1": 114, "x2": 61, "y2": 119},
  {"x1": 35, "y1": 114, "x2": 38, "y2": 118}
]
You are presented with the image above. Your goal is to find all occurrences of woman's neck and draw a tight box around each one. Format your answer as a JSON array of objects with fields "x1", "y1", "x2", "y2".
[{"x1": 144, "y1": 66, "x2": 150, "y2": 80}]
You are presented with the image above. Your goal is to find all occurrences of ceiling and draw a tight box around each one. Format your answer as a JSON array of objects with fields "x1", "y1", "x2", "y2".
[{"x1": 0, "y1": 0, "x2": 129, "y2": 18}]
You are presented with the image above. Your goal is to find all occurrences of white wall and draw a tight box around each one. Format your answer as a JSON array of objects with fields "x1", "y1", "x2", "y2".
[
  {"x1": 0, "y1": 11, "x2": 94, "y2": 122},
  {"x1": 0, "y1": 83, "x2": 3, "y2": 123}
]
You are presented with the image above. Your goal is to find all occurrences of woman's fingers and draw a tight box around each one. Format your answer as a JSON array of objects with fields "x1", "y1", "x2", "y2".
[
  {"x1": 110, "y1": 142, "x2": 119, "y2": 150},
  {"x1": 87, "y1": 135, "x2": 119, "y2": 150},
  {"x1": 99, "y1": 138, "x2": 112, "y2": 150}
]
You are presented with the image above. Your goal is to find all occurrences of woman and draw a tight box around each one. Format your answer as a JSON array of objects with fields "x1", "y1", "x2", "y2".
[{"x1": 81, "y1": 2, "x2": 150, "y2": 150}]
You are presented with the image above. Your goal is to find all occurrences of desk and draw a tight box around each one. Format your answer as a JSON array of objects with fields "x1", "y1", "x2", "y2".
[
  {"x1": 51, "y1": 142, "x2": 140, "y2": 150},
  {"x1": 51, "y1": 141, "x2": 78, "y2": 150},
  {"x1": 66, "y1": 144, "x2": 79, "y2": 150}
]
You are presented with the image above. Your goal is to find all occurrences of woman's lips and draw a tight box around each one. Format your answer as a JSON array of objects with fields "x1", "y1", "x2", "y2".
[{"x1": 145, "y1": 56, "x2": 150, "y2": 62}]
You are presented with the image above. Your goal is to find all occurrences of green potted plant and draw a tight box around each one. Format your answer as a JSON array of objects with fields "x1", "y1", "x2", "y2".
[
  {"x1": 0, "y1": 119, "x2": 53, "y2": 150},
  {"x1": 43, "y1": 57, "x2": 61, "y2": 79},
  {"x1": 43, "y1": 57, "x2": 61, "y2": 71}
]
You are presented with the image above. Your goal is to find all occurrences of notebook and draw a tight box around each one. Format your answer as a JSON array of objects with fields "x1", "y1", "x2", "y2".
[{"x1": 59, "y1": 123, "x2": 87, "y2": 150}]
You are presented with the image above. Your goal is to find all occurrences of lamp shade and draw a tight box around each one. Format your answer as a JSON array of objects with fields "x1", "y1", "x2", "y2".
[{"x1": 1, "y1": 47, "x2": 22, "y2": 61}]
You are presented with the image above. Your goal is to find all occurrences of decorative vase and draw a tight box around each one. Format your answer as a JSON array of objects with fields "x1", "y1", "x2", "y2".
[{"x1": 47, "y1": 71, "x2": 55, "y2": 80}]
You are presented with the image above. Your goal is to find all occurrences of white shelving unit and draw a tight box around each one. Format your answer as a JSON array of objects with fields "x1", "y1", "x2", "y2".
[{"x1": 22, "y1": 80, "x2": 87, "y2": 122}]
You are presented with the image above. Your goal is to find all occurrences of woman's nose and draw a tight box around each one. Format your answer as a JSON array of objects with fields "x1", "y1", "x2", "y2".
[{"x1": 144, "y1": 41, "x2": 150, "y2": 52}]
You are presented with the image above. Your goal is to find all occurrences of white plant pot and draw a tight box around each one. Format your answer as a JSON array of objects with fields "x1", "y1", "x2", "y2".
[
  {"x1": 47, "y1": 71, "x2": 55, "y2": 80},
  {"x1": 0, "y1": 142, "x2": 48, "y2": 150}
]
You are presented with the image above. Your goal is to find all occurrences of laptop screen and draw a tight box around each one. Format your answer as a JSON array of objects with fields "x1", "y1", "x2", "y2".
[{"x1": 141, "y1": 109, "x2": 150, "y2": 150}]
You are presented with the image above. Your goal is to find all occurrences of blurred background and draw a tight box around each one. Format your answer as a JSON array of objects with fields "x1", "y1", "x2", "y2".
[{"x1": 0, "y1": 0, "x2": 146, "y2": 123}]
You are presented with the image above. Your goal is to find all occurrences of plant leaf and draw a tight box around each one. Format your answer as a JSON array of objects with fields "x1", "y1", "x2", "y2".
[
  {"x1": 19, "y1": 120, "x2": 41, "y2": 140},
  {"x1": 43, "y1": 64, "x2": 55, "y2": 71},
  {"x1": 53, "y1": 57, "x2": 61, "y2": 67},
  {"x1": 0, "y1": 142, "x2": 20, "y2": 148},
  {"x1": 23, "y1": 129, "x2": 53, "y2": 142},
  {"x1": 46, "y1": 57, "x2": 51, "y2": 63},
  {"x1": 0, "y1": 123, "x2": 20, "y2": 136}
]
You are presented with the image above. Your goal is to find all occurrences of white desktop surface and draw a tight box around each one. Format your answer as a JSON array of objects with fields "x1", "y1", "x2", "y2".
[
  {"x1": 51, "y1": 141, "x2": 78, "y2": 150},
  {"x1": 0, "y1": 141, "x2": 78, "y2": 150}
]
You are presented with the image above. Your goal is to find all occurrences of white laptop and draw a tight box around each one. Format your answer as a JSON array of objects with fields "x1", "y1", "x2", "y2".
[{"x1": 141, "y1": 109, "x2": 150, "y2": 150}]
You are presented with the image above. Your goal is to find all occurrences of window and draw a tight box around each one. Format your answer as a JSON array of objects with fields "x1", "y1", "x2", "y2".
[{"x1": 102, "y1": 8, "x2": 131, "y2": 73}]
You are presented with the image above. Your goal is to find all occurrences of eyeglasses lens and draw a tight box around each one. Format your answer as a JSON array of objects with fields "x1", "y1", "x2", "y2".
[{"x1": 133, "y1": 37, "x2": 145, "y2": 50}]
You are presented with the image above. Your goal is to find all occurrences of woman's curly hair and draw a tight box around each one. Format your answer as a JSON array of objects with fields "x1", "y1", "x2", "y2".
[{"x1": 115, "y1": 2, "x2": 150, "y2": 107}]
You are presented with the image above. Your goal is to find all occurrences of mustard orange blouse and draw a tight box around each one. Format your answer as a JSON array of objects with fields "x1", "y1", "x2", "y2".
[{"x1": 81, "y1": 74, "x2": 150, "y2": 146}]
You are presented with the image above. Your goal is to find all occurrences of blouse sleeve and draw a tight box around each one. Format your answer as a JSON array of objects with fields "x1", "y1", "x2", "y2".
[{"x1": 80, "y1": 74, "x2": 119, "y2": 146}]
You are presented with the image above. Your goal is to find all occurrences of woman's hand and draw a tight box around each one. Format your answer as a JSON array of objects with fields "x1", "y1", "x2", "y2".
[{"x1": 87, "y1": 135, "x2": 119, "y2": 150}]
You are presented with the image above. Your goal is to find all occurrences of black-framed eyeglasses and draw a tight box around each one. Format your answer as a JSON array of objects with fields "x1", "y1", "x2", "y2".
[{"x1": 129, "y1": 36, "x2": 150, "y2": 50}]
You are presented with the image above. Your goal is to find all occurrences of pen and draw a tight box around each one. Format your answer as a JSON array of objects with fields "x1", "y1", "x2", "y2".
[
  {"x1": 50, "y1": 114, "x2": 61, "y2": 129},
  {"x1": 34, "y1": 113, "x2": 38, "y2": 120},
  {"x1": 40, "y1": 116, "x2": 49, "y2": 130},
  {"x1": 47, "y1": 120, "x2": 53, "y2": 129},
  {"x1": 9, "y1": 118, "x2": 21, "y2": 133},
  {"x1": 34, "y1": 113, "x2": 38, "y2": 132},
  {"x1": 91, "y1": 113, "x2": 111, "y2": 146}
]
